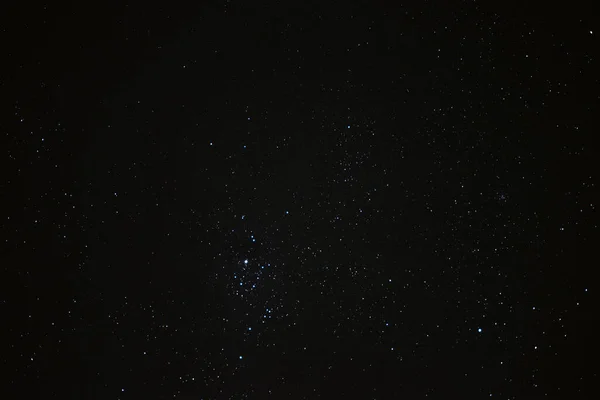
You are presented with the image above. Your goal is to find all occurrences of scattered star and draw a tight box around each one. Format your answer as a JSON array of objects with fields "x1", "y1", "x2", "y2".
[{"x1": 5, "y1": 3, "x2": 594, "y2": 399}]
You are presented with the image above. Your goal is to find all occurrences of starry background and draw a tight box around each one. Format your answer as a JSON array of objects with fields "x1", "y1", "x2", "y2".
[{"x1": 1, "y1": 1, "x2": 598, "y2": 399}]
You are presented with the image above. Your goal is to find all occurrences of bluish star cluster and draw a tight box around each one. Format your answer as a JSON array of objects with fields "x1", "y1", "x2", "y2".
[{"x1": 2, "y1": 2, "x2": 597, "y2": 399}]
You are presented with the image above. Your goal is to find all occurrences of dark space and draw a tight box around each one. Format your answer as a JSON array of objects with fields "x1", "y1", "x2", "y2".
[{"x1": 1, "y1": 1, "x2": 597, "y2": 398}]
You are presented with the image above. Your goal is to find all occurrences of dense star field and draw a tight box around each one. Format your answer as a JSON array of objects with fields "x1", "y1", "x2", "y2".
[{"x1": 1, "y1": 1, "x2": 597, "y2": 399}]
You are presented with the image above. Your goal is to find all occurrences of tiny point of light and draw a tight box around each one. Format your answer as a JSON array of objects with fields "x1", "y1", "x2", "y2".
[{"x1": 478, "y1": 328, "x2": 482, "y2": 333}]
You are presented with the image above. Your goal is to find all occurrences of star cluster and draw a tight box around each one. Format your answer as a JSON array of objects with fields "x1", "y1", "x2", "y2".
[{"x1": 2, "y1": 1, "x2": 597, "y2": 399}]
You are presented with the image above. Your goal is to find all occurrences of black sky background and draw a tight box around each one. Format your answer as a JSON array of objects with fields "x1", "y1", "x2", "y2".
[{"x1": 1, "y1": 1, "x2": 598, "y2": 399}]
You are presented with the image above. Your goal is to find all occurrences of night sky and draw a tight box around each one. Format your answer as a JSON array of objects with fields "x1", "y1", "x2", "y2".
[{"x1": 2, "y1": 1, "x2": 598, "y2": 399}]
